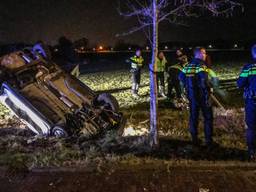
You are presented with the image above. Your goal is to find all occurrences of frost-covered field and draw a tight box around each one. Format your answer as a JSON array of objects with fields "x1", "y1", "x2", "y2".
[{"x1": 80, "y1": 63, "x2": 242, "y2": 108}]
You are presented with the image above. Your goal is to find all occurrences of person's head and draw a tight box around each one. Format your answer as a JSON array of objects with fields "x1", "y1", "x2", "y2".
[
  {"x1": 158, "y1": 51, "x2": 165, "y2": 59},
  {"x1": 176, "y1": 49, "x2": 183, "y2": 57},
  {"x1": 194, "y1": 47, "x2": 207, "y2": 61},
  {"x1": 251, "y1": 44, "x2": 256, "y2": 60},
  {"x1": 135, "y1": 49, "x2": 142, "y2": 57}
]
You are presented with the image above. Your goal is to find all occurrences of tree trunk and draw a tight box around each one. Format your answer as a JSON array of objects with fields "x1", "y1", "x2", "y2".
[{"x1": 149, "y1": 0, "x2": 159, "y2": 147}]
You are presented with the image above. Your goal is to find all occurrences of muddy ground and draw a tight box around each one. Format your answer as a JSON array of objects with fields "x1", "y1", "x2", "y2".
[{"x1": 1, "y1": 165, "x2": 256, "y2": 192}]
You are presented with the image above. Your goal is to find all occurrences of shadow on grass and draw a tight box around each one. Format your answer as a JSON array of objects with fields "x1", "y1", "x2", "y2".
[
  {"x1": 122, "y1": 99, "x2": 180, "y2": 111},
  {"x1": 0, "y1": 127, "x2": 248, "y2": 165},
  {"x1": 107, "y1": 136, "x2": 248, "y2": 162}
]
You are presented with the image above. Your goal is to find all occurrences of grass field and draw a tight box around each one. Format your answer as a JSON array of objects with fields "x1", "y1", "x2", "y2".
[
  {"x1": 0, "y1": 63, "x2": 252, "y2": 171},
  {"x1": 80, "y1": 63, "x2": 242, "y2": 108}
]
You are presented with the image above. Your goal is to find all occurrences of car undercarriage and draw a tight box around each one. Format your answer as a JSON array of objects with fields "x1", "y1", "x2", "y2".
[{"x1": 0, "y1": 47, "x2": 125, "y2": 138}]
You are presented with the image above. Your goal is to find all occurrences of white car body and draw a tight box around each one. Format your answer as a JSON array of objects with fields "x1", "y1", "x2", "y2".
[{"x1": 0, "y1": 83, "x2": 52, "y2": 135}]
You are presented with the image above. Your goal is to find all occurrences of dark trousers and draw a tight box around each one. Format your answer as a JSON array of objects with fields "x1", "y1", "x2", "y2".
[
  {"x1": 245, "y1": 99, "x2": 256, "y2": 154},
  {"x1": 168, "y1": 77, "x2": 182, "y2": 98},
  {"x1": 189, "y1": 101, "x2": 213, "y2": 144},
  {"x1": 156, "y1": 72, "x2": 165, "y2": 88},
  {"x1": 167, "y1": 69, "x2": 182, "y2": 98},
  {"x1": 131, "y1": 68, "x2": 141, "y2": 85}
]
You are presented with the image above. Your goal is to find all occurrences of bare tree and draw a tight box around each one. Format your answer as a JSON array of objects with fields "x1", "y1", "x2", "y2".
[{"x1": 118, "y1": 0, "x2": 242, "y2": 147}]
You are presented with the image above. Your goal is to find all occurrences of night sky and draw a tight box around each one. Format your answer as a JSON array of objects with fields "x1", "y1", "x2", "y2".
[{"x1": 0, "y1": 0, "x2": 255, "y2": 46}]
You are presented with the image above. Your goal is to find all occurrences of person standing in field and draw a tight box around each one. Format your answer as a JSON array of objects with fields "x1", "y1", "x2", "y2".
[
  {"x1": 167, "y1": 49, "x2": 188, "y2": 99},
  {"x1": 237, "y1": 44, "x2": 256, "y2": 161},
  {"x1": 155, "y1": 51, "x2": 168, "y2": 98},
  {"x1": 130, "y1": 49, "x2": 144, "y2": 97},
  {"x1": 179, "y1": 47, "x2": 214, "y2": 148}
]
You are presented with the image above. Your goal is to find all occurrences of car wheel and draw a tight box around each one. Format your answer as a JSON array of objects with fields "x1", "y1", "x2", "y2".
[
  {"x1": 97, "y1": 93, "x2": 119, "y2": 112},
  {"x1": 52, "y1": 126, "x2": 68, "y2": 138}
]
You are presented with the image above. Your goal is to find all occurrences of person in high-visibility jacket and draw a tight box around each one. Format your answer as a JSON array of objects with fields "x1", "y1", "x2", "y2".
[
  {"x1": 167, "y1": 49, "x2": 188, "y2": 99},
  {"x1": 155, "y1": 51, "x2": 167, "y2": 97},
  {"x1": 179, "y1": 47, "x2": 214, "y2": 148},
  {"x1": 237, "y1": 44, "x2": 256, "y2": 160},
  {"x1": 130, "y1": 49, "x2": 144, "y2": 97}
]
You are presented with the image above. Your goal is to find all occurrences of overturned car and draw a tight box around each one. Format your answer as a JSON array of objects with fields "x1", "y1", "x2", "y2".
[{"x1": 0, "y1": 47, "x2": 124, "y2": 138}]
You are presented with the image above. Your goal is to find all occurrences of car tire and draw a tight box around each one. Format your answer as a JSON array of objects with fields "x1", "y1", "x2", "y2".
[
  {"x1": 97, "y1": 93, "x2": 119, "y2": 112},
  {"x1": 52, "y1": 125, "x2": 68, "y2": 138}
]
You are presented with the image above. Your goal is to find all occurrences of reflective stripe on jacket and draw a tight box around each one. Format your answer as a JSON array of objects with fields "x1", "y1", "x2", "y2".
[
  {"x1": 181, "y1": 64, "x2": 208, "y2": 76},
  {"x1": 237, "y1": 63, "x2": 256, "y2": 99},
  {"x1": 179, "y1": 58, "x2": 210, "y2": 104},
  {"x1": 170, "y1": 63, "x2": 186, "y2": 72}
]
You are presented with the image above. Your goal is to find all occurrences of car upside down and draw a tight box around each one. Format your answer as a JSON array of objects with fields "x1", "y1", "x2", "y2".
[{"x1": 0, "y1": 48, "x2": 125, "y2": 138}]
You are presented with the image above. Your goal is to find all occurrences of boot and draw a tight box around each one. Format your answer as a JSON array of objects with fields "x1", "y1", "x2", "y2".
[
  {"x1": 248, "y1": 149, "x2": 256, "y2": 161},
  {"x1": 159, "y1": 86, "x2": 167, "y2": 98}
]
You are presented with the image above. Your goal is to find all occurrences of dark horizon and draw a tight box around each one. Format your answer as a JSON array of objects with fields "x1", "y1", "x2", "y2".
[{"x1": 0, "y1": 0, "x2": 255, "y2": 46}]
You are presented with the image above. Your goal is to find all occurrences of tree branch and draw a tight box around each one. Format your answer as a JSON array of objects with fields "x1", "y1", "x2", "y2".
[
  {"x1": 116, "y1": 23, "x2": 151, "y2": 37},
  {"x1": 118, "y1": 0, "x2": 243, "y2": 37}
]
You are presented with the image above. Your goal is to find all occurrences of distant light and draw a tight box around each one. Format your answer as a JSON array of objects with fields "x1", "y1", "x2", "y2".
[
  {"x1": 180, "y1": 47, "x2": 184, "y2": 50},
  {"x1": 81, "y1": 46, "x2": 85, "y2": 50},
  {"x1": 189, "y1": 47, "x2": 192, "y2": 50},
  {"x1": 165, "y1": 46, "x2": 168, "y2": 50},
  {"x1": 234, "y1": 44, "x2": 238, "y2": 48},
  {"x1": 128, "y1": 47, "x2": 131, "y2": 51},
  {"x1": 93, "y1": 48, "x2": 96, "y2": 51},
  {"x1": 54, "y1": 48, "x2": 58, "y2": 52},
  {"x1": 146, "y1": 46, "x2": 150, "y2": 50},
  {"x1": 110, "y1": 47, "x2": 114, "y2": 51},
  {"x1": 208, "y1": 45, "x2": 213, "y2": 48},
  {"x1": 99, "y1": 46, "x2": 103, "y2": 50}
]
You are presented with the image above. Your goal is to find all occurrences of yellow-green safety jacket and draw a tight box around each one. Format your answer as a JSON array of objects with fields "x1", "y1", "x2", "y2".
[
  {"x1": 130, "y1": 56, "x2": 144, "y2": 69},
  {"x1": 155, "y1": 57, "x2": 167, "y2": 72},
  {"x1": 169, "y1": 63, "x2": 187, "y2": 72},
  {"x1": 205, "y1": 67, "x2": 217, "y2": 78}
]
